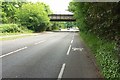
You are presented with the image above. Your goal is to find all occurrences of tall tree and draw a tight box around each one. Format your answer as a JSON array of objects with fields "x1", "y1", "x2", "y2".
[{"x1": 15, "y1": 2, "x2": 51, "y2": 32}]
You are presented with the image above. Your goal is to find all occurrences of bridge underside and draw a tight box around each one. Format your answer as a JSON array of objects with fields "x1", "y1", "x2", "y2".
[{"x1": 48, "y1": 14, "x2": 76, "y2": 22}]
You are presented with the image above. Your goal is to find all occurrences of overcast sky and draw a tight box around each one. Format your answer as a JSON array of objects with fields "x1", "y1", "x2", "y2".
[{"x1": 28, "y1": 0, "x2": 73, "y2": 14}]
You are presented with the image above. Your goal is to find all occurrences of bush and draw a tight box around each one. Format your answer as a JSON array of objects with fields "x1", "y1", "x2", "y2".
[
  {"x1": 15, "y1": 2, "x2": 50, "y2": 32},
  {"x1": 68, "y1": 2, "x2": 120, "y2": 41},
  {"x1": 0, "y1": 24, "x2": 29, "y2": 33}
]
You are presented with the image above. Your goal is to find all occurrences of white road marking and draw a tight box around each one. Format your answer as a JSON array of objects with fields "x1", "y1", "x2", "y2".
[
  {"x1": 71, "y1": 40, "x2": 73, "y2": 43},
  {"x1": 0, "y1": 47, "x2": 27, "y2": 58},
  {"x1": 58, "y1": 63, "x2": 66, "y2": 79},
  {"x1": 67, "y1": 45, "x2": 71, "y2": 55},
  {"x1": 72, "y1": 48, "x2": 84, "y2": 51},
  {"x1": 34, "y1": 41, "x2": 45, "y2": 45}
]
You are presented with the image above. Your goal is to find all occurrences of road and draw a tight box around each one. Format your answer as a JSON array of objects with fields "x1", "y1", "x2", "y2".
[{"x1": 1, "y1": 32, "x2": 101, "y2": 79}]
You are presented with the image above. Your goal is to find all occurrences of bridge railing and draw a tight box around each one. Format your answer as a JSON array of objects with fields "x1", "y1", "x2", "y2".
[{"x1": 48, "y1": 14, "x2": 76, "y2": 21}]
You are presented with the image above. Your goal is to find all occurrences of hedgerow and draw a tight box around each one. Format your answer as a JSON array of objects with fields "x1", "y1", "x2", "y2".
[{"x1": 0, "y1": 24, "x2": 30, "y2": 33}]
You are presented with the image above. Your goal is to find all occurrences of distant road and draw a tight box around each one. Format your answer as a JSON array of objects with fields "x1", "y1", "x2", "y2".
[
  {"x1": 53, "y1": 28, "x2": 79, "y2": 32},
  {"x1": 1, "y1": 32, "x2": 101, "y2": 78}
]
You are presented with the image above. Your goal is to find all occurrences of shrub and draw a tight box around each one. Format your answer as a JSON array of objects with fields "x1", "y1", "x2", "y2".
[
  {"x1": 15, "y1": 2, "x2": 50, "y2": 32},
  {"x1": 0, "y1": 24, "x2": 27, "y2": 33}
]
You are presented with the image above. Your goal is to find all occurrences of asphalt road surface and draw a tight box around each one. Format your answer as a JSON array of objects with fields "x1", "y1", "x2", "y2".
[{"x1": 1, "y1": 32, "x2": 101, "y2": 79}]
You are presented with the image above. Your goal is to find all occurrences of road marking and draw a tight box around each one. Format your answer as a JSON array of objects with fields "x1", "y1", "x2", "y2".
[
  {"x1": 71, "y1": 40, "x2": 73, "y2": 43},
  {"x1": 72, "y1": 47, "x2": 84, "y2": 51},
  {"x1": 0, "y1": 47, "x2": 27, "y2": 58},
  {"x1": 58, "y1": 63, "x2": 66, "y2": 80},
  {"x1": 34, "y1": 41, "x2": 45, "y2": 45},
  {"x1": 67, "y1": 45, "x2": 71, "y2": 55}
]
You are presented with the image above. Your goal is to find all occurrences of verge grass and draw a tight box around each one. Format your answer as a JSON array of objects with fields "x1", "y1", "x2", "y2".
[
  {"x1": 0, "y1": 35, "x2": 33, "y2": 41},
  {"x1": 80, "y1": 32, "x2": 120, "y2": 79}
]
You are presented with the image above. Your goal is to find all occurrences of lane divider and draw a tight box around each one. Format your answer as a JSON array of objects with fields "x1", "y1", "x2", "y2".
[
  {"x1": 0, "y1": 47, "x2": 27, "y2": 58},
  {"x1": 1, "y1": 40, "x2": 46, "y2": 58},
  {"x1": 58, "y1": 63, "x2": 66, "y2": 80},
  {"x1": 58, "y1": 33, "x2": 75, "y2": 79},
  {"x1": 67, "y1": 34, "x2": 74, "y2": 56},
  {"x1": 34, "y1": 40, "x2": 45, "y2": 45},
  {"x1": 67, "y1": 45, "x2": 71, "y2": 55},
  {"x1": 71, "y1": 40, "x2": 73, "y2": 44}
]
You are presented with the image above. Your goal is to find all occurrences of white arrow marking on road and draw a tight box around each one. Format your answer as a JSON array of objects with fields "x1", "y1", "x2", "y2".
[
  {"x1": 72, "y1": 48, "x2": 84, "y2": 51},
  {"x1": 0, "y1": 47, "x2": 27, "y2": 58}
]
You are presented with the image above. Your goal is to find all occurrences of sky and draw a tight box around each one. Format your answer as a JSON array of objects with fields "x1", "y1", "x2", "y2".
[{"x1": 27, "y1": 0, "x2": 73, "y2": 14}]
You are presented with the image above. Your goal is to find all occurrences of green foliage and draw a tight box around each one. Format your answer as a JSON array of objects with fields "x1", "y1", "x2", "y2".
[
  {"x1": 57, "y1": 22, "x2": 66, "y2": 29},
  {"x1": 0, "y1": 24, "x2": 31, "y2": 33},
  {"x1": 65, "y1": 22, "x2": 76, "y2": 28},
  {"x1": 1, "y1": 2, "x2": 24, "y2": 23},
  {"x1": 15, "y1": 2, "x2": 50, "y2": 32},
  {"x1": 51, "y1": 22, "x2": 59, "y2": 30},
  {"x1": 51, "y1": 22, "x2": 65, "y2": 30},
  {"x1": 68, "y1": 2, "x2": 120, "y2": 40},
  {"x1": 50, "y1": 22, "x2": 76, "y2": 30},
  {"x1": 80, "y1": 32, "x2": 120, "y2": 79},
  {"x1": 1, "y1": 1, "x2": 52, "y2": 32}
]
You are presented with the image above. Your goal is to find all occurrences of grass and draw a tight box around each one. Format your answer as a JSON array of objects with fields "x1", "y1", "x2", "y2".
[
  {"x1": 0, "y1": 35, "x2": 33, "y2": 41},
  {"x1": 0, "y1": 32, "x2": 33, "y2": 36},
  {"x1": 0, "y1": 24, "x2": 33, "y2": 35},
  {"x1": 0, "y1": 24, "x2": 34, "y2": 40},
  {"x1": 80, "y1": 32, "x2": 120, "y2": 79}
]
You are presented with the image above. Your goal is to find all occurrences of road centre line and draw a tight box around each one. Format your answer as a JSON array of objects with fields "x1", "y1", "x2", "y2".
[
  {"x1": 71, "y1": 40, "x2": 73, "y2": 43},
  {"x1": 0, "y1": 47, "x2": 27, "y2": 58},
  {"x1": 34, "y1": 40, "x2": 45, "y2": 45},
  {"x1": 67, "y1": 45, "x2": 71, "y2": 55},
  {"x1": 57, "y1": 63, "x2": 66, "y2": 79}
]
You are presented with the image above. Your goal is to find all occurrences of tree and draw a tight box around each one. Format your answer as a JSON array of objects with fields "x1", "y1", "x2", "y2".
[
  {"x1": 15, "y1": 2, "x2": 51, "y2": 32},
  {"x1": 1, "y1": 0, "x2": 25, "y2": 23},
  {"x1": 68, "y1": 1, "x2": 120, "y2": 40}
]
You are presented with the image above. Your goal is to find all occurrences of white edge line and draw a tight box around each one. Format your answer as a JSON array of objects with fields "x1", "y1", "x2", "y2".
[
  {"x1": 0, "y1": 47, "x2": 27, "y2": 58},
  {"x1": 58, "y1": 63, "x2": 66, "y2": 79},
  {"x1": 67, "y1": 45, "x2": 71, "y2": 55}
]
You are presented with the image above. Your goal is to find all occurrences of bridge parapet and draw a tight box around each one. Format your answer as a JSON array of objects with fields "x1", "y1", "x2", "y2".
[{"x1": 48, "y1": 14, "x2": 76, "y2": 21}]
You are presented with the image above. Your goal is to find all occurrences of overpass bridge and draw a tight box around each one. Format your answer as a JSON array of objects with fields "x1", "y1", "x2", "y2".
[{"x1": 48, "y1": 14, "x2": 76, "y2": 21}]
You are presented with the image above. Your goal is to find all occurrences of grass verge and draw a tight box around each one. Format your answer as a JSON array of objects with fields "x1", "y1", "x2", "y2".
[
  {"x1": 0, "y1": 24, "x2": 35, "y2": 40},
  {"x1": 80, "y1": 32, "x2": 120, "y2": 79},
  {"x1": 0, "y1": 35, "x2": 33, "y2": 41}
]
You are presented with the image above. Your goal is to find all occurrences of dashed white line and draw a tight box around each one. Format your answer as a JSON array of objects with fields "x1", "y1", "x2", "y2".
[
  {"x1": 34, "y1": 41, "x2": 45, "y2": 45},
  {"x1": 0, "y1": 47, "x2": 27, "y2": 58},
  {"x1": 71, "y1": 40, "x2": 73, "y2": 44},
  {"x1": 67, "y1": 45, "x2": 71, "y2": 55},
  {"x1": 58, "y1": 63, "x2": 66, "y2": 79}
]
